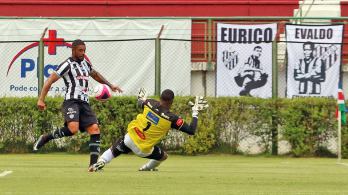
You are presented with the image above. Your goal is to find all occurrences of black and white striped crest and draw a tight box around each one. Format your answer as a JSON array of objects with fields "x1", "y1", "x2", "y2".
[
  {"x1": 222, "y1": 50, "x2": 239, "y2": 70},
  {"x1": 315, "y1": 44, "x2": 338, "y2": 70}
]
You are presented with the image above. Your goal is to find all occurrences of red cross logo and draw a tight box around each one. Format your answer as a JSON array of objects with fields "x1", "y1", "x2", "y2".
[
  {"x1": 6, "y1": 29, "x2": 91, "y2": 76},
  {"x1": 43, "y1": 30, "x2": 66, "y2": 55}
]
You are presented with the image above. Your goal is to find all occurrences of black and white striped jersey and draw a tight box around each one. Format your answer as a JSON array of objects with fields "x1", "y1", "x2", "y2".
[{"x1": 54, "y1": 57, "x2": 92, "y2": 103}]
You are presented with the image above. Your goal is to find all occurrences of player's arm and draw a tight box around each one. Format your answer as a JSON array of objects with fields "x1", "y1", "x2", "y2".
[
  {"x1": 137, "y1": 87, "x2": 147, "y2": 108},
  {"x1": 173, "y1": 96, "x2": 208, "y2": 135},
  {"x1": 38, "y1": 61, "x2": 70, "y2": 110},
  {"x1": 90, "y1": 69, "x2": 123, "y2": 93},
  {"x1": 174, "y1": 117, "x2": 198, "y2": 135},
  {"x1": 37, "y1": 73, "x2": 60, "y2": 111},
  {"x1": 294, "y1": 60, "x2": 305, "y2": 80},
  {"x1": 310, "y1": 59, "x2": 325, "y2": 81},
  {"x1": 311, "y1": 59, "x2": 323, "y2": 76}
]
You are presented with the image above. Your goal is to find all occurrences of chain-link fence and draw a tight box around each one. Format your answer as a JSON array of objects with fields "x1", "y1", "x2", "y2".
[
  {"x1": 0, "y1": 18, "x2": 347, "y2": 155},
  {"x1": 0, "y1": 19, "x2": 347, "y2": 99},
  {"x1": 1, "y1": 39, "x2": 157, "y2": 97}
]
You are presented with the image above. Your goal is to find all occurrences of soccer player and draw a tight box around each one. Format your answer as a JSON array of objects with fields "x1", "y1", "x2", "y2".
[
  {"x1": 294, "y1": 42, "x2": 325, "y2": 94},
  {"x1": 89, "y1": 88, "x2": 208, "y2": 172},
  {"x1": 33, "y1": 39, "x2": 123, "y2": 171},
  {"x1": 235, "y1": 46, "x2": 268, "y2": 96}
]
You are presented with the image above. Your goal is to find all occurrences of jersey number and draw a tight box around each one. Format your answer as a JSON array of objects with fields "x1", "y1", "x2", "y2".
[{"x1": 143, "y1": 122, "x2": 151, "y2": 131}]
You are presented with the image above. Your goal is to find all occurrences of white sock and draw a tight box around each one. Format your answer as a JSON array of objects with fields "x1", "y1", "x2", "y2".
[
  {"x1": 142, "y1": 159, "x2": 161, "y2": 170},
  {"x1": 99, "y1": 149, "x2": 114, "y2": 164}
]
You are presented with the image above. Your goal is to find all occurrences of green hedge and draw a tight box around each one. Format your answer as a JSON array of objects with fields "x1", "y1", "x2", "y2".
[{"x1": 0, "y1": 96, "x2": 345, "y2": 157}]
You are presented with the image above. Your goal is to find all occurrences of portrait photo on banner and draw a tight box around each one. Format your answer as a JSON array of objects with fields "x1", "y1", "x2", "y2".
[
  {"x1": 285, "y1": 24, "x2": 344, "y2": 98},
  {"x1": 216, "y1": 23, "x2": 277, "y2": 98}
]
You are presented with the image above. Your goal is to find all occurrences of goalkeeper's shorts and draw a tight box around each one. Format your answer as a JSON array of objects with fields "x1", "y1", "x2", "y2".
[{"x1": 124, "y1": 133, "x2": 164, "y2": 161}]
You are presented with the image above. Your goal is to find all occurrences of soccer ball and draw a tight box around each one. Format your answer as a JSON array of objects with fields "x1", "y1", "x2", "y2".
[{"x1": 94, "y1": 84, "x2": 111, "y2": 101}]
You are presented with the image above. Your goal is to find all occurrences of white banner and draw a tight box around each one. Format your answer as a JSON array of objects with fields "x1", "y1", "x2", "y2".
[
  {"x1": 286, "y1": 24, "x2": 344, "y2": 98},
  {"x1": 0, "y1": 19, "x2": 191, "y2": 97},
  {"x1": 216, "y1": 23, "x2": 277, "y2": 98}
]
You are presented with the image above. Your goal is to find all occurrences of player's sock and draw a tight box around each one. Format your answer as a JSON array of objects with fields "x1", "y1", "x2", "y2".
[
  {"x1": 140, "y1": 159, "x2": 161, "y2": 171},
  {"x1": 89, "y1": 134, "x2": 101, "y2": 166},
  {"x1": 94, "y1": 137, "x2": 130, "y2": 166},
  {"x1": 33, "y1": 127, "x2": 74, "y2": 151},
  {"x1": 47, "y1": 126, "x2": 74, "y2": 140},
  {"x1": 99, "y1": 148, "x2": 114, "y2": 163}
]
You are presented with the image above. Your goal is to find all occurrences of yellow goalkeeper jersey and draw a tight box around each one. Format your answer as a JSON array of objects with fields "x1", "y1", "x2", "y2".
[{"x1": 127, "y1": 99, "x2": 184, "y2": 153}]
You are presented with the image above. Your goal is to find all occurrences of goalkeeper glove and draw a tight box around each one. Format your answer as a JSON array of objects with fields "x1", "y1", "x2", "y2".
[
  {"x1": 138, "y1": 87, "x2": 147, "y2": 101},
  {"x1": 188, "y1": 96, "x2": 209, "y2": 117}
]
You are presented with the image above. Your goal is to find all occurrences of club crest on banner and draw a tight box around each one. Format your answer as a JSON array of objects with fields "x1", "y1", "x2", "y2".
[
  {"x1": 315, "y1": 44, "x2": 338, "y2": 70},
  {"x1": 222, "y1": 50, "x2": 239, "y2": 70}
]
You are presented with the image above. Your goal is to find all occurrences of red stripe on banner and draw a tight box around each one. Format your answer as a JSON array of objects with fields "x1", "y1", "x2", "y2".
[{"x1": 6, "y1": 42, "x2": 39, "y2": 76}]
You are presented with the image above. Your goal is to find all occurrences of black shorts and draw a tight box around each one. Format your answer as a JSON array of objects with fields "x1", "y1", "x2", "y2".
[
  {"x1": 62, "y1": 100, "x2": 98, "y2": 132},
  {"x1": 144, "y1": 146, "x2": 165, "y2": 161},
  {"x1": 113, "y1": 136, "x2": 165, "y2": 161}
]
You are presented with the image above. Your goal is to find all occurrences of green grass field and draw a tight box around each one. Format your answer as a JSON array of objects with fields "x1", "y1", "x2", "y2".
[{"x1": 1, "y1": 154, "x2": 348, "y2": 195}]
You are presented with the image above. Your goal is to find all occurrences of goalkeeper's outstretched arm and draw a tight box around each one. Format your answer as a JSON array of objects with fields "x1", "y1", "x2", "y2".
[
  {"x1": 178, "y1": 117, "x2": 198, "y2": 135},
  {"x1": 137, "y1": 87, "x2": 148, "y2": 108},
  {"x1": 176, "y1": 96, "x2": 208, "y2": 136}
]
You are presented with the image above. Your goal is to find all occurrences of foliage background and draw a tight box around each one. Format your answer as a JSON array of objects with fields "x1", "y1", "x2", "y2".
[{"x1": 0, "y1": 97, "x2": 344, "y2": 157}]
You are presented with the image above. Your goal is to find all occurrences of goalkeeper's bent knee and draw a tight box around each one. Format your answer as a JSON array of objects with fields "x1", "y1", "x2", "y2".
[
  {"x1": 160, "y1": 152, "x2": 168, "y2": 161},
  {"x1": 110, "y1": 137, "x2": 131, "y2": 157}
]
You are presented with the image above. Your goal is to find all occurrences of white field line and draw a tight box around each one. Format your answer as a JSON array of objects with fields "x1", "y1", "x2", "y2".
[
  {"x1": 0, "y1": 170, "x2": 13, "y2": 177},
  {"x1": 337, "y1": 162, "x2": 348, "y2": 167}
]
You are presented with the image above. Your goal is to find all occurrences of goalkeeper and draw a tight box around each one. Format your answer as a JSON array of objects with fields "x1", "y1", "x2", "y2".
[{"x1": 89, "y1": 88, "x2": 208, "y2": 172}]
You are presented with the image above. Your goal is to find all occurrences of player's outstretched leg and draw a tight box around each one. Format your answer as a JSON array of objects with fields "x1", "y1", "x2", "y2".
[
  {"x1": 139, "y1": 146, "x2": 167, "y2": 171},
  {"x1": 139, "y1": 160, "x2": 161, "y2": 171},
  {"x1": 89, "y1": 134, "x2": 101, "y2": 166},
  {"x1": 89, "y1": 137, "x2": 131, "y2": 172},
  {"x1": 89, "y1": 159, "x2": 106, "y2": 172},
  {"x1": 33, "y1": 134, "x2": 50, "y2": 151},
  {"x1": 33, "y1": 126, "x2": 74, "y2": 151}
]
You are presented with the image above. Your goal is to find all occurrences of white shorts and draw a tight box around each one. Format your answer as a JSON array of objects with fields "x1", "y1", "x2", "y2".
[{"x1": 124, "y1": 133, "x2": 153, "y2": 157}]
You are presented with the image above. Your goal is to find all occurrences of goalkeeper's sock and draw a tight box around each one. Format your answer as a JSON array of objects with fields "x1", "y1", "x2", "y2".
[
  {"x1": 99, "y1": 148, "x2": 114, "y2": 164},
  {"x1": 47, "y1": 126, "x2": 74, "y2": 140},
  {"x1": 89, "y1": 134, "x2": 101, "y2": 166},
  {"x1": 140, "y1": 159, "x2": 162, "y2": 171}
]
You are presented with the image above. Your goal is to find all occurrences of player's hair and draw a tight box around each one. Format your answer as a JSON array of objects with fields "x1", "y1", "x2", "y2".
[
  {"x1": 72, "y1": 39, "x2": 85, "y2": 48},
  {"x1": 160, "y1": 89, "x2": 175, "y2": 102},
  {"x1": 254, "y1": 46, "x2": 262, "y2": 50},
  {"x1": 303, "y1": 42, "x2": 314, "y2": 50}
]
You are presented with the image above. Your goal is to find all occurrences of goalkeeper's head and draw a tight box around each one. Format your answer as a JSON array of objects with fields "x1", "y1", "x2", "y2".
[{"x1": 160, "y1": 89, "x2": 174, "y2": 109}]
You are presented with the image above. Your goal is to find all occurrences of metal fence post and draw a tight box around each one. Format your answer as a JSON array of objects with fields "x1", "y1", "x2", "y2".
[
  {"x1": 203, "y1": 19, "x2": 214, "y2": 96},
  {"x1": 271, "y1": 40, "x2": 278, "y2": 155},
  {"x1": 155, "y1": 25, "x2": 164, "y2": 96},
  {"x1": 37, "y1": 28, "x2": 48, "y2": 96}
]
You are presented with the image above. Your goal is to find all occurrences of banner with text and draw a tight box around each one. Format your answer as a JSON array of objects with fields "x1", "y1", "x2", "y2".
[
  {"x1": 216, "y1": 23, "x2": 277, "y2": 98},
  {"x1": 286, "y1": 24, "x2": 344, "y2": 98},
  {"x1": 0, "y1": 19, "x2": 191, "y2": 97}
]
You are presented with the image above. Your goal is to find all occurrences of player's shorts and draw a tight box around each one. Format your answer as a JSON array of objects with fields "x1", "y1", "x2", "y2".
[
  {"x1": 144, "y1": 145, "x2": 164, "y2": 161},
  {"x1": 62, "y1": 99, "x2": 98, "y2": 132},
  {"x1": 124, "y1": 133, "x2": 165, "y2": 161}
]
